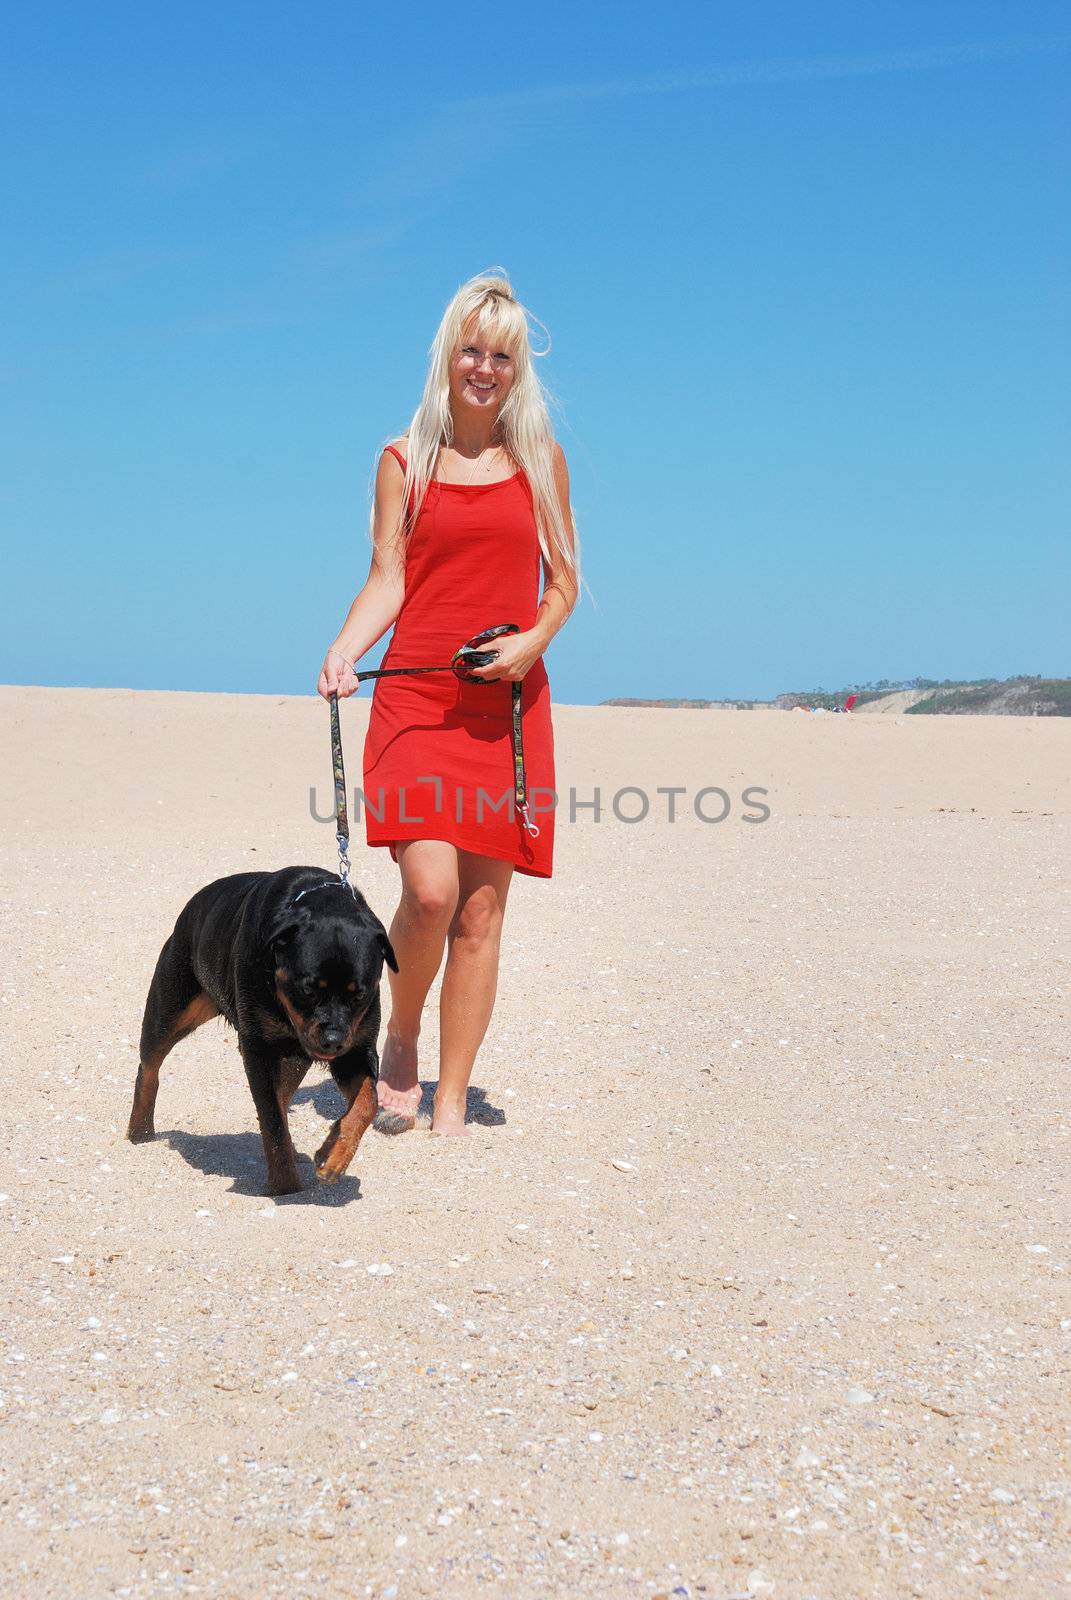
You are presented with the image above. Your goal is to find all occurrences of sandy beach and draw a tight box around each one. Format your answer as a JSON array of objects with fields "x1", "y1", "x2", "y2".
[{"x1": 1, "y1": 684, "x2": 1067, "y2": 1600}]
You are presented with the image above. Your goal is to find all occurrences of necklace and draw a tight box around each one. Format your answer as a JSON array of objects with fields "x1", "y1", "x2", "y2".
[
  {"x1": 444, "y1": 442, "x2": 503, "y2": 485},
  {"x1": 466, "y1": 447, "x2": 493, "y2": 485}
]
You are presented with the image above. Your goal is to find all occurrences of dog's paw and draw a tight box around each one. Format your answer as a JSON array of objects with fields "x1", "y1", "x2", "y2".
[
  {"x1": 125, "y1": 1122, "x2": 156, "y2": 1144},
  {"x1": 265, "y1": 1177, "x2": 304, "y2": 1197},
  {"x1": 314, "y1": 1124, "x2": 355, "y2": 1184}
]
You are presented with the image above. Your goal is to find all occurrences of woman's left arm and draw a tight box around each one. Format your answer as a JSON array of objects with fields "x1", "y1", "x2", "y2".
[
  {"x1": 468, "y1": 443, "x2": 579, "y2": 682},
  {"x1": 530, "y1": 442, "x2": 579, "y2": 651}
]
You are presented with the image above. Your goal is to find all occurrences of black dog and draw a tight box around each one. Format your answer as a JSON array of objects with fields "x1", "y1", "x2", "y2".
[{"x1": 126, "y1": 866, "x2": 398, "y2": 1195}]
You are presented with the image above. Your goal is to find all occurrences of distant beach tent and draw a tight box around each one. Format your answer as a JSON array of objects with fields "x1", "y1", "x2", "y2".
[{"x1": 794, "y1": 694, "x2": 856, "y2": 713}]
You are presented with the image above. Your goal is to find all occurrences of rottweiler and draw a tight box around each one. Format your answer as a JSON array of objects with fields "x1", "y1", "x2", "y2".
[{"x1": 126, "y1": 866, "x2": 398, "y2": 1195}]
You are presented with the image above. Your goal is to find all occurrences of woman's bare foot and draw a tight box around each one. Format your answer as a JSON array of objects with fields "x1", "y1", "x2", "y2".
[
  {"x1": 430, "y1": 1090, "x2": 471, "y2": 1137},
  {"x1": 375, "y1": 1031, "x2": 421, "y2": 1133}
]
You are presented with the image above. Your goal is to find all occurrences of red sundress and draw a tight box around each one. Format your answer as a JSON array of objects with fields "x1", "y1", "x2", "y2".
[{"x1": 361, "y1": 444, "x2": 556, "y2": 878}]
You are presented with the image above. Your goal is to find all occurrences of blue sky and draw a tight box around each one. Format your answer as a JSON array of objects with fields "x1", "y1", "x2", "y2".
[{"x1": 2, "y1": 2, "x2": 1067, "y2": 703}]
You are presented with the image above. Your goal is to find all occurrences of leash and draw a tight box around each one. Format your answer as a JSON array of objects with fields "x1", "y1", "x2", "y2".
[{"x1": 328, "y1": 623, "x2": 541, "y2": 893}]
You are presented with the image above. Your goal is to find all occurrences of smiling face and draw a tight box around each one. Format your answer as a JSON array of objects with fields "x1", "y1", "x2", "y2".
[{"x1": 448, "y1": 314, "x2": 517, "y2": 418}]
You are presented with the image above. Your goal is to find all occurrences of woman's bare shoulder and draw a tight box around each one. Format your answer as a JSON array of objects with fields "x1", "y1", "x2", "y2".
[{"x1": 376, "y1": 438, "x2": 409, "y2": 483}]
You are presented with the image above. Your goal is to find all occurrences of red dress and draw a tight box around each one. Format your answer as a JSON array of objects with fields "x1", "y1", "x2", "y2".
[{"x1": 361, "y1": 444, "x2": 556, "y2": 878}]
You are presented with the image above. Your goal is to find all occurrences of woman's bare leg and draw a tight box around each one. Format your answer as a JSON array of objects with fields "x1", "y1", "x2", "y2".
[
  {"x1": 377, "y1": 840, "x2": 459, "y2": 1129},
  {"x1": 433, "y1": 850, "x2": 514, "y2": 1136}
]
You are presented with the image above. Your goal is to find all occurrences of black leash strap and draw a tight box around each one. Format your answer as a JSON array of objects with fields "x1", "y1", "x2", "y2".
[
  {"x1": 329, "y1": 688, "x2": 354, "y2": 891},
  {"x1": 328, "y1": 622, "x2": 541, "y2": 885}
]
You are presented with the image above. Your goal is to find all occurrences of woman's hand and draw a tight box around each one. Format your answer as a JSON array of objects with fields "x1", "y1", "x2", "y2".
[
  {"x1": 465, "y1": 629, "x2": 544, "y2": 684},
  {"x1": 318, "y1": 647, "x2": 360, "y2": 701}
]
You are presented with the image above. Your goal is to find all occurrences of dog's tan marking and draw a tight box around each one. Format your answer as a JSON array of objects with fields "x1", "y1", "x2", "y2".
[
  {"x1": 126, "y1": 991, "x2": 220, "y2": 1143},
  {"x1": 275, "y1": 987, "x2": 308, "y2": 1035},
  {"x1": 174, "y1": 992, "x2": 220, "y2": 1032},
  {"x1": 314, "y1": 1074, "x2": 377, "y2": 1183}
]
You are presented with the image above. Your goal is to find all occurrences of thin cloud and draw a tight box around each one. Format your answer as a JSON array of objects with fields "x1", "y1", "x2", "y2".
[
  {"x1": 126, "y1": 139, "x2": 259, "y2": 194},
  {"x1": 135, "y1": 306, "x2": 285, "y2": 344},
  {"x1": 119, "y1": 33, "x2": 1071, "y2": 323},
  {"x1": 336, "y1": 31, "x2": 1070, "y2": 254},
  {"x1": 452, "y1": 33, "x2": 1071, "y2": 115},
  {"x1": 44, "y1": 244, "x2": 206, "y2": 294},
  {"x1": 287, "y1": 222, "x2": 411, "y2": 273}
]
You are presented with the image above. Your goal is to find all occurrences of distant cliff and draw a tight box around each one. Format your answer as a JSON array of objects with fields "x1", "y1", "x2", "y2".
[
  {"x1": 776, "y1": 676, "x2": 1071, "y2": 716},
  {"x1": 602, "y1": 676, "x2": 1071, "y2": 716}
]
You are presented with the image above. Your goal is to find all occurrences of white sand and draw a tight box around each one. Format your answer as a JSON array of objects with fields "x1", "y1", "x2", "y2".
[{"x1": 1, "y1": 685, "x2": 1068, "y2": 1598}]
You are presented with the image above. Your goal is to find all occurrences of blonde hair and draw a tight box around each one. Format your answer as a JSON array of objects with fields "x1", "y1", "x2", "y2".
[{"x1": 374, "y1": 267, "x2": 581, "y2": 590}]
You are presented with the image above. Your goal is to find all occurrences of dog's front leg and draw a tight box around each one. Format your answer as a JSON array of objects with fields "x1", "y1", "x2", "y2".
[
  {"x1": 314, "y1": 1069, "x2": 378, "y2": 1184},
  {"x1": 240, "y1": 1044, "x2": 303, "y2": 1196}
]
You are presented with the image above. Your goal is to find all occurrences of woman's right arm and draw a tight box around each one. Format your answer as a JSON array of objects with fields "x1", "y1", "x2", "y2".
[{"x1": 317, "y1": 449, "x2": 407, "y2": 700}]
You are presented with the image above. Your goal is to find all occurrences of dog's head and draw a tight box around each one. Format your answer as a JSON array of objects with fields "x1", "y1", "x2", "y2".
[{"x1": 265, "y1": 885, "x2": 398, "y2": 1062}]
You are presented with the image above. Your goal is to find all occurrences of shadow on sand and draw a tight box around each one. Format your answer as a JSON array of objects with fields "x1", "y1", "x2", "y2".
[
  {"x1": 158, "y1": 1072, "x2": 505, "y2": 1191},
  {"x1": 161, "y1": 1124, "x2": 362, "y2": 1206},
  {"x1": 359, "y1": 1079, "x2": 507, "y2": 1136}
]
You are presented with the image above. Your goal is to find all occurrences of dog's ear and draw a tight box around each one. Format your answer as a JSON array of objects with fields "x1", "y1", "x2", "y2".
[
  {"x1": 377, "y1": 930, "x2": 399, "y2": 973},
  {"x1": 267, "y1": 907, "x2": 306, "y2": 951}
]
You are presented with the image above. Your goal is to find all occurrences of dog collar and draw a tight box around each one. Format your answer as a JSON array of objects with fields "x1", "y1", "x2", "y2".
[{"x1": 292, "y1": 879, "x2": 342, "y2": 904}]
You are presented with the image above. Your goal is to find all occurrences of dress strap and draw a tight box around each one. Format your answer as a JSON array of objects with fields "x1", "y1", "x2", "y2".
[{"x1": 383, "y1": 443, "x2": 408, "y2": 471}]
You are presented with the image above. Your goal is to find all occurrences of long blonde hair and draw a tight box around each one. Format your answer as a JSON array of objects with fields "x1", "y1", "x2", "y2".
[{"x1": 375, "y1": 268, "x2": 581, "y2": 589}]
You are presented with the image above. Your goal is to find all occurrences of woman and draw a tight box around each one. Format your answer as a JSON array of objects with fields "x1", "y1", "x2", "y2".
[{"x1": 317, "y1": 270, "x2": 579, "y2": 1137}]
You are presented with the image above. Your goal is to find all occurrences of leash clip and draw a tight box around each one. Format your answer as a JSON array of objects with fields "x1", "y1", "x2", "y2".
[
  {"x1": 517, "y1": 800, "x2": 541, "y2": 838},
  {"x1": 336, "y1": 831, "x2": 357, "y2": 899}
]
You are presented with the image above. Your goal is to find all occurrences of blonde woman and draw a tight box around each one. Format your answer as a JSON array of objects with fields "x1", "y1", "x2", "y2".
[{"x1": 317, "y1": 270, "x2": 579, "y2": 1136}]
